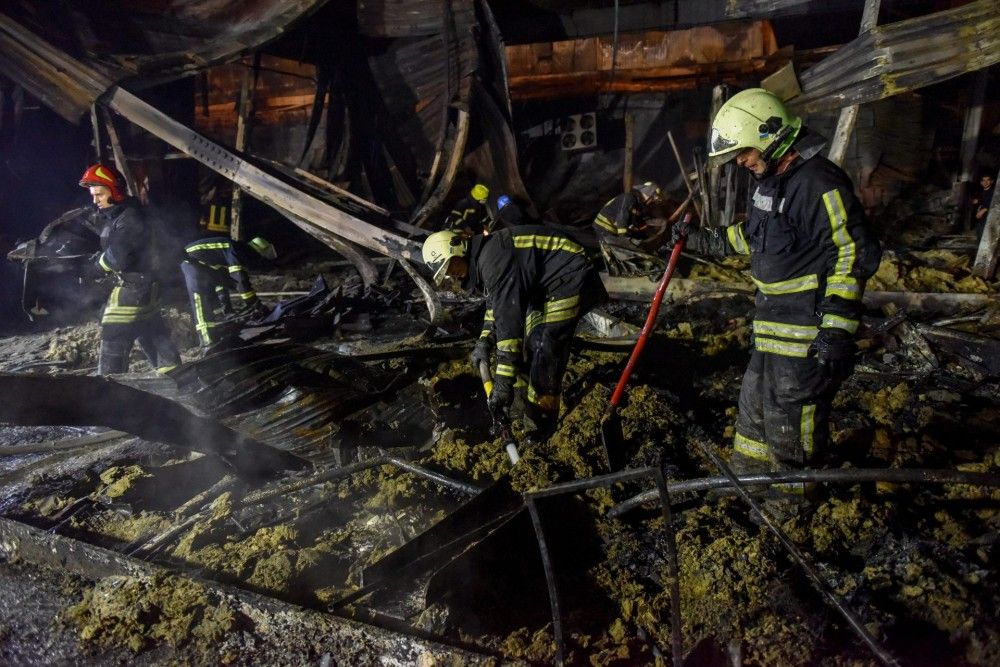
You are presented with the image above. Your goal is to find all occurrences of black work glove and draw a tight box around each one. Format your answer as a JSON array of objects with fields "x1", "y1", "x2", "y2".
[
  {"x1": 487, "y1": 376, "x2": 514, "y2": 433},
  {"x1": 669, "y1": 217, "x2": 694, "y2": 247},
  {"x1": 809, "y1": 327, "x2": 856, "y2": 382},
  {"x1": 470, "y1": 338, "x2": 493, "y2": 370}
]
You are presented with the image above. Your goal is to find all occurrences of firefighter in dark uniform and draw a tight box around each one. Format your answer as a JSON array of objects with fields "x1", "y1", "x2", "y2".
[
  {"x1": 180, "y1": 236, "x2": 275, "y2": 347},
  {"x1": 592, "y1": 181, "x2": 664, "y2": 275},
  {"x1": 422, "y1": 223, "x2": 606, "y2": 442},
  {"x1": 79, "y1": 163, "x2": 180, "y2": 375},
  {"x1": 444, "y1": 183, "x2": 491, "y2": 235},
  {"x1": 673, "y1": 88, "x2": 881, "y2": 514}
]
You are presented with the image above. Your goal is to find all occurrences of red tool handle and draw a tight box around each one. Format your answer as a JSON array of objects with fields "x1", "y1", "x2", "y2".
[{"x1": 607, "y1": 215, "x2": 690, "y2": 409}]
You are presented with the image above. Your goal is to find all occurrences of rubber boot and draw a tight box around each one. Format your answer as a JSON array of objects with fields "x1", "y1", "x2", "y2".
[{"x1": 98, "y1": 339, "x2": 131, "y2": 375}]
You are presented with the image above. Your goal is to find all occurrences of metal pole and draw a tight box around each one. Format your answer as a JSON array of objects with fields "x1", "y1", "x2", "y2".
[{"x1": 690, "y1": 439, "x2": 901, "y2": 667}]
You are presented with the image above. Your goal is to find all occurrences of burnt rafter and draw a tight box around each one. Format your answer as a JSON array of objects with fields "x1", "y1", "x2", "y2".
[
  {"x1": 791, "y1": 0, "x2": 1000, "y2": 113},
  {"x1": 0, "y1": 374, "x2": 310, "y2": 479}
]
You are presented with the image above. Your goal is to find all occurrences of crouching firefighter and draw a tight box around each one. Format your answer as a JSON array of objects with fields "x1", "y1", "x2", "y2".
[
  {"x1": 422, "y1": 224, "x2": 607, "y2": 443},
  {"x1": 673, "y1": 88, "x2": 881, "y2": 515},
  {"x1": 592, "y1": 181, "x2": 665, "y2": 276},
  {"x1": 180, "y1": 236, "x2": 276, "y2": 348},
  {"x1": 79, "y1": 163, "x2": 181, "y2": 375}
]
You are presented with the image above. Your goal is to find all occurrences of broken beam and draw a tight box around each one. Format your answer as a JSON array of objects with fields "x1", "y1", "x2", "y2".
[
  {"x1": 600, "y1": 274, "x2": 999, "y2": 313},
  {"x1": 0, "y1": 374, "x2": 310, "y2": 479}
]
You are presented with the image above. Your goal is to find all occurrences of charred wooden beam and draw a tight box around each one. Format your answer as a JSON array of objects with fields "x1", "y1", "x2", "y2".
[
  {"x1": 972, "y1": 165, "x2": 1000, "y2": 279},
  {"x1": 792, "y1": 0, "x2": 1000, "y2": 114},
  {"x1": 0, "y1": 374, "x2": 310, "y2": 480},
  {"x1": 506, "y1": 21, "x2": 779, "y2": 101},
  {"x1": 601, "y1": 274, "x2": 1000, "y2": 313}
]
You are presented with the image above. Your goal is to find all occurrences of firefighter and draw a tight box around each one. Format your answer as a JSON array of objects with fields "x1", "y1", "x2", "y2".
[
  {"x1": 180, "y1": 236, "x2": 275, "y2": 347},
  {"x1": 592, "y1": 181, "x2": 665, "y2": 275},
  {"x1": 79, "y1": 163, "x2": 180, "y2": 375},
  {"x1": 672, "y1": 88, "x2": 881, "y2": 516},
  {"x1": 444, "y1": 183, "x2": 491, "y2": 235},
  {"x1": 422, "y1": 224, "x2": 606, "y2": 443}
]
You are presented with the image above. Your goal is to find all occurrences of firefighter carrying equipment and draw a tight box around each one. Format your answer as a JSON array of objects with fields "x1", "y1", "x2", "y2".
[
  {"x1": 79, "y1": 163, "x2": 128, "y2": 203},
  {"x1": 182, "y1": 237, "x2": 270, "y2": 346},
  {"x1": 463, "y1": 225, "x2": 607, "y2": 436},
  {"x1": 92, "y1": 197, "x2": 179, "y2": 374},
  {"x1": 708, "y1": 88, "x2": 802, "y2": 169},
  {"x1": 422, "y1": 230, "x2": 469, "y2": 287}
]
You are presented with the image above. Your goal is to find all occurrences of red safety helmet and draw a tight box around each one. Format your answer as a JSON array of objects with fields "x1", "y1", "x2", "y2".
[{"x1": 79, "y1": 163, "x2": 127, "y2": 203}]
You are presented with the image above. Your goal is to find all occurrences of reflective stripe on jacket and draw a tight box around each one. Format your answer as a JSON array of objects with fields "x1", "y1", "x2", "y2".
[
  {"x1": 466, "y1": 225, "x2": 596, "y2": 374},
  {"x1": 717, "y1": 133, "x2": 881, "y2": 357}
]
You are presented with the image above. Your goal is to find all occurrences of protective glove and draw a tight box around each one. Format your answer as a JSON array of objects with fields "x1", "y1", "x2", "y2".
[
  {"x1": 809, "y1": 327, "x2": 856, "y2": 382},
  {"x1": 669, "y1": 217, "x2": 693, "y2": 247},
  {"x1": 487, "y1": 376, "x2": 515, "y2": 433},
  {"x1": 470, "y1": 338, "x2": 493, "y2": 370}
]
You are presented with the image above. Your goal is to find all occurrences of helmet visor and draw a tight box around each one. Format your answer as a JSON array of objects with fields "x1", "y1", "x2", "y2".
[
  {"x1": 431, "y1": 257, "x2": 453, "y2": 287},
  {"x1": 709, "y1": 127, "x2": 740, "y2": 157}
]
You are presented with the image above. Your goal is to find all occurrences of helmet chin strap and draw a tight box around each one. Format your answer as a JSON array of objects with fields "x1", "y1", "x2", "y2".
[{"x1": 752, "y1": 124, "x2": 797, "y2": 180}]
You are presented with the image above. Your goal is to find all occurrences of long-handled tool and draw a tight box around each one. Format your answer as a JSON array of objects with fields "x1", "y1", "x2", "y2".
[
  {"x1": 601, "y1": 213, "x2": 690, "y2": 471},
  {"x1": 479, "y1": 360, "x2": 521, "y2": 465}
]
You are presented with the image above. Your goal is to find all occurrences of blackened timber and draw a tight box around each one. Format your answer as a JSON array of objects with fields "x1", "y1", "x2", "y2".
[
  {"x1": 793, "y1": 0, "x2": 999, "y2": 114},
  {"x1": 972, "y1": 165, "x2": 1000, "y2": 279},
  {"x1": 0, "y1": 374, "x2": 310, "y2": 479},
  {"x1": 106, "y1": 87, "x2": 423, "y2": 262}
]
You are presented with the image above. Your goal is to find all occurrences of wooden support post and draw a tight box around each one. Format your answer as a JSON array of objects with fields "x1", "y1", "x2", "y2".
[
  {"x1": 231, "y1": 54, "x2": 259, "y2": 242},
  {"x1": 102, "y1": 108, "x2": 138, "y2": 198},
  {"x1": 972, "y1": 165, "x2": 1000, "y2": 279},
  {"x1": 89, "y1": 103, "x2": 105, "y2": 164},
  {"x1": 623, "y1": 111, "x2": 635, "y2": 193},
  {"x1": 826, "y1": 0, "x2": 881, "y2": 167},
  {"x1": 708, "y1": 85, "x2": 726, "y2": 226},
  {"x1": 667, "y1": 130, "x2": 703, "y2": 220},
  {"x1": 953, "y1": 69, "x2": 989, "y2": 231}
]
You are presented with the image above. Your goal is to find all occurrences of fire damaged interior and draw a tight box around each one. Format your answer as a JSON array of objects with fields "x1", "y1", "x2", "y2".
[{"x1": 0, "y1": 1, "x2": 999, "y2": 665}]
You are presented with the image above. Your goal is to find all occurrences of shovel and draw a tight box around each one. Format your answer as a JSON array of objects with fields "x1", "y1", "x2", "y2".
[
  {"x1": 601, "y1": 213, "x2": 690, "y2": 471},
  {"x1": 479, "y1": 360, "x2": 521, "y2": 465}
]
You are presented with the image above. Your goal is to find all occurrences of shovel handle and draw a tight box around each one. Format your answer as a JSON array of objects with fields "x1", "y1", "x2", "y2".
[
  {"x1": 608, "y1": 214, "x2": 689, "y2": 409},
  {"x1": 478, "y1": 360, "x2": 493, "y2": 398}
]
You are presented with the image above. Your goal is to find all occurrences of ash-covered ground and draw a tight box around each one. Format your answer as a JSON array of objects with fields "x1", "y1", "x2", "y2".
[{"x1": 1, "y1": 211, "x2": 999, "y2": 665}]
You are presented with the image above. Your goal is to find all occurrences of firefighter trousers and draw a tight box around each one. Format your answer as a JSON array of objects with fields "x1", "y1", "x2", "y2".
[
  {"x1": 98, "y1": 281, "x2": 179, "y2": 375},
  {"x1": 731, "y1": 349, "x2": 842, "y2": 497},
  {"x1": 181, "y1": 261, "x2": 233, "y2": 346},
  {"x1": 523, "y1": 274, "x2": 607, "y2": 434}
]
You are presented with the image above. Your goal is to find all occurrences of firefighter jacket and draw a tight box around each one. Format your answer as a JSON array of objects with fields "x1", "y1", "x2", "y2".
[
  {"x1": 464, "y1": 226, "x2": 597, "y2": 383},
  {"x1": 593, "y1": 192, "x2": 644, "y2": 241},
  {"x1": 95, "y1": 198, "x2": 161, "y2": 325},
  {"x1": 184, "y1": 237, "x2": 261, "y2": 308},
  {"x1": 445, "y1": 196, "x2": 489, "y2": 234},
  {"x1": 699, "y1": 131, "x2": 881, "y2": 358},
  {"x1": 96, "y1": 198, "x2": 155, "y2": 278}
]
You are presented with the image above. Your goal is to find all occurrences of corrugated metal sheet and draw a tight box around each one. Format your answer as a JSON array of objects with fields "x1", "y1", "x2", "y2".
[
  {"x1": 362, "y1": 0, "x2": 479, "y2": 184},
  {"x1": 792, "y1": 0, "x2": 1000, "y2": 114}
]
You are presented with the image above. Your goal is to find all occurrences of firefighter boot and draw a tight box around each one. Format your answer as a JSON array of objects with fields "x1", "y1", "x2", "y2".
[{"x1": 524, "y1": 401, "x2": 558, "y2": 446}]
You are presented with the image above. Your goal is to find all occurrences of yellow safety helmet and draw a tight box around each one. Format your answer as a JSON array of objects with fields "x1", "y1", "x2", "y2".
[
  {"x1": 249, "y1": 236, "x2": 277, "y2": 260},
  {"x1": 708, "y1": 88, "x2": 802, "y2": 167},
  {"x1": 470, "y1": 183, "x2": 490, "y2": 204},
  {"x1": 633, "y1": 181, "x2": 662, "y2": 206},
  {"x1": 422, "y1": 230, "x2": 468, "y2": 286}
]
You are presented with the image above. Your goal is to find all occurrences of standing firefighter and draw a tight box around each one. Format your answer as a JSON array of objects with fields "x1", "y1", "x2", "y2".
[
  {"x1": 80, "y1": 163, "x2": 180, "y2": 375},
  {"x1": 180, "y1": 236, "x2": 275, "y2": 348},
  {"x1": 593, "y1": 181, "x2": 664, "y2": 275},
  {"x1": 673, "y1": 88, "x2": 881, "y2": 515},
  {"x1": 422, "y1": 225, "x2": 606, "y2": 442}
]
